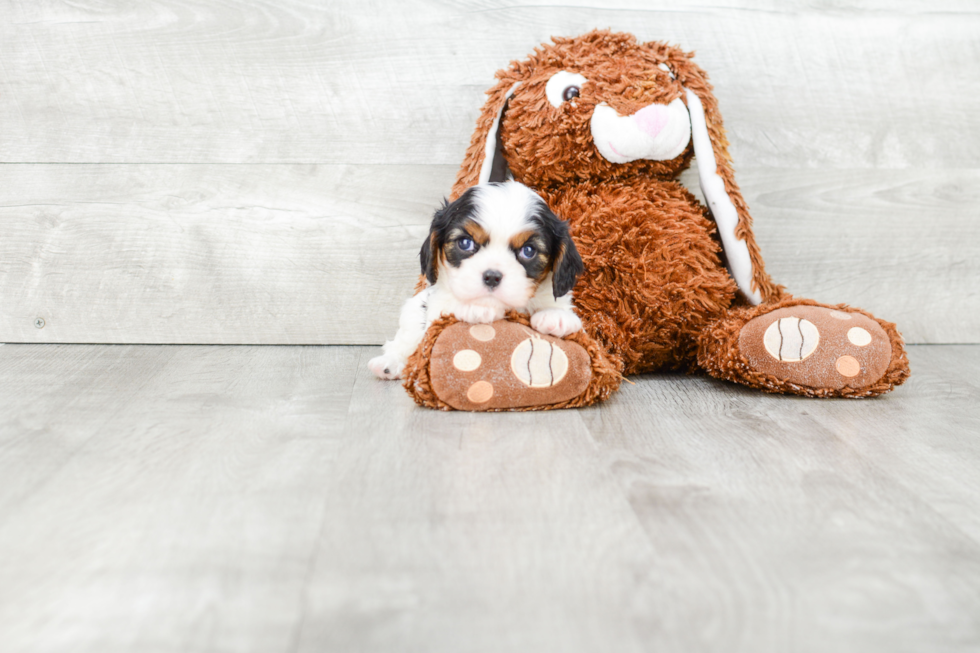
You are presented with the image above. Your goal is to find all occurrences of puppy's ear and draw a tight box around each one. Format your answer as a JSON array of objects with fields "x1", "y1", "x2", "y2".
[
  {"x1": 419, "y1": 231, "x2": 438, "y2": 285},
  {"x1": 536, "y1": 203, "x2": 583, "y2": 298},
  {"x1": 665, "y1": 49, "x2": 782, "y2": 305},
  {"x1": 552, "y1": 233, "x2": 584, "y2": 298},
  {"x1": 450, "y1": 75, "x2": 523, "y2": 200},
  {"x1": 420, "y1": 199, "x2": 450, "y2": 284}
]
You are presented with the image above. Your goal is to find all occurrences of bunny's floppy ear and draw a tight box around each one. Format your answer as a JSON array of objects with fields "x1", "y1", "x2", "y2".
[
  {"x1": 450, "y1": 76, "x2": 522, "y2": 200},
  {"x1": 670, "y1": 54, "x2": 783, "y2": 305}
]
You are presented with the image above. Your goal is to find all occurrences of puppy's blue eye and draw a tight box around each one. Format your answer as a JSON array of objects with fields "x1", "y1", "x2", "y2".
[
  {"x1": 519, "y1": 244, "x2": 537, "y2": 259},
  {"x1": 457, "y1": 237, "x2": 475, "y2": 252}
]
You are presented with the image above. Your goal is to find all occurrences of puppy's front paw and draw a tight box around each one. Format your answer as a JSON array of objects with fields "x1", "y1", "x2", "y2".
[
  {"x1": 368, "y1": 353, "x2": 405, "y2": 380},
  {"x1": 454, "y1": 303, "x2": 504, "y2": 324},
  {"x1": 531, "y1": 309, "x2": 583, "y2": 337}
]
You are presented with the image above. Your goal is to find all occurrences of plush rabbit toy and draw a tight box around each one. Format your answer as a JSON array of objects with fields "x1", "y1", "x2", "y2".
[{"x1": 401, "y1": 30, "x2": 909, "y2": 410}]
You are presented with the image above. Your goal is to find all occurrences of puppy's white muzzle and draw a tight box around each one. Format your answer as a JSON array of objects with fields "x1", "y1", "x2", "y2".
[
  {"x1": 446, "y1": 253, "x2": 534, "y2": 310},
  {"x1": 591, "y1": 98, "x2": 691, "y2": 164}
]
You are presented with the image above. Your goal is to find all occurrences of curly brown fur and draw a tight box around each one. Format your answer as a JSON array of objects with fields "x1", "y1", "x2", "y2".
[{"x1": 539, "y1": 179, "x2": 737, "y2": 374}]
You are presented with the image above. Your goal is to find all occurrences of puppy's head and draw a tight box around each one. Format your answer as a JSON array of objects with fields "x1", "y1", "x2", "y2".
[{"x1": 420, "y1": 182, "x2": 583, "y2": 309}]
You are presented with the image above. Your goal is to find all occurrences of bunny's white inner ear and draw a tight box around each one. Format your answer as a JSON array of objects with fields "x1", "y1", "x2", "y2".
[
  {"x1": 685, "y1": 87, "x2": 762, "y2": 305},
  {"x1": 478, "y1": 82, "x2": 521, "y2": 185}
]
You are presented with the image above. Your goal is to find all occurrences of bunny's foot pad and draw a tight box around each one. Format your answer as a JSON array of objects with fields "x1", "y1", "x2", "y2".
[
  {"x1": 698, "y1": 300, "x2": 910, "y2": 398},
  {"x1": 739, "y1": 305, "x2": 892, "y2": 391},
  {"x1": 402, "y1": 313, "x2": 622, "y2": 411}
]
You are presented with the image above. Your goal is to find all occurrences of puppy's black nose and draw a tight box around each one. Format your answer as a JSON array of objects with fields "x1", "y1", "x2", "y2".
[{"x1": 482, "y1": 270, "x2": 503, "y2": 289}]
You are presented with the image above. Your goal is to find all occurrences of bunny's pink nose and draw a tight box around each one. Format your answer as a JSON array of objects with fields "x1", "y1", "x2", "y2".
[{"x1": 633, "y1": 104, "x2": 669, "y2": 138}]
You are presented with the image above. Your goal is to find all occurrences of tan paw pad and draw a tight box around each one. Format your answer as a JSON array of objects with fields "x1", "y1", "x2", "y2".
[
  {"x1": 835, "y1": 356, "x2": 861, "y2": 378},
  {"x1": 453, "y1": 349, "x2": 482, "y2": 371},
  {"x1": 763, "y1": 317, "x2": 820, "y2": 362},
  {"x1": 511, "y1": 337, "x2": 569, "y2": 387},
  {"x1": 739, "y1": 306, "x2": 892, "y2": 391},
  {"x1": 469, "y1": 324, "x2": 496, "y2": 341},
  {"x1": 466, "y1": 381, "x2": 494, "y2": 403},
  {"x1": 847, "y1": 327, "x2": 872, "y2": 346},
  {"x1": 429, "y1": 320, "x2": 592, "y2": 411}
]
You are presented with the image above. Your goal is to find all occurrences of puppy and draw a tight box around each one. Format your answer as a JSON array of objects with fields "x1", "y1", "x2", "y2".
[{"x1": 368, "y1": 181, "x2": 585, "y2": 380}]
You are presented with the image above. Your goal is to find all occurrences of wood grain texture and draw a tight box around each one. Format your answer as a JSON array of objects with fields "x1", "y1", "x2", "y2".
[
  {"x1": 733, "y1": 168, "x2": 980, "y2": 344},
  {"x1": 0, "y1": 164, "x2": 454, "y2": 344},
  {"x1": 580, "y1": 349, "x2": 980, "y2": 652},
  {"x1": 1, "y1": 164, "x2": 976, "y2": 344},
  {"x1": 0, "y1": 344, "x2": 364, "y2": 652},
  {"x1": 0, "y1": 343, "x2": 978, "y2": 652},
  {"x1": 1, "y1": 0, "x2": 976, "y2": 345},
  {"x1": 1, "y1": 0, "x2": 977, "y2": 167}
]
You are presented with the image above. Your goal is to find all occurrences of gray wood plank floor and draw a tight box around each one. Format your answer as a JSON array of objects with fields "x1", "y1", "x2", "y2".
[{"x1": 1, "y1": 343, "x2": 978, "y2": 653}]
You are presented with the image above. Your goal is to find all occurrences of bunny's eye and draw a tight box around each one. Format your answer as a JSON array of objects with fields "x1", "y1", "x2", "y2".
[
  {"x1": 546, "y1": 71, "x2": 588, "y2": 108},
  {"x1": 658, "y1": 63, "x2": 676, "y2": 81}
]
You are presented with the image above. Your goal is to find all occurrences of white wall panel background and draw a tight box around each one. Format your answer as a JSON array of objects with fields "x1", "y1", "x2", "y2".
[{"x1": 1, "y1": 0, "x2": 977, "y2": 343}]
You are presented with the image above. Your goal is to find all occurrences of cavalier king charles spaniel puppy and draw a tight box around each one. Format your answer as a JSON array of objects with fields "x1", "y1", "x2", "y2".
[{"x1": 369, "y1": 181, "x2": 585, "y2": 380}]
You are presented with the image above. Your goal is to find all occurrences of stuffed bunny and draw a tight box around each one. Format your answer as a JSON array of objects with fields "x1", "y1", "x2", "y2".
[{"x1": 402, "y1": 30, "x2": 909, "y2": 409}]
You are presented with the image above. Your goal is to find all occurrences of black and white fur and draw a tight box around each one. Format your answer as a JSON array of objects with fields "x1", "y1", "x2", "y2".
[{"x1": 368, "y1": 182, "x2": 585, "y2": 380}]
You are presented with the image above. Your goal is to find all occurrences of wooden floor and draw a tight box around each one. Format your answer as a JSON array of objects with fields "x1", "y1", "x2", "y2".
[{"x1": 1, "y1": 343, "x2": 978, "y2": 653}]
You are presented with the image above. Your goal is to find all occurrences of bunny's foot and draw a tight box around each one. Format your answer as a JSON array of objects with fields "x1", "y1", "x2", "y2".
[
  {"x1": 401, "y1": 313, "x2": 621, "y2": 411},
  {"x1": 697, "y1": 299, "x2": 910, "y2": 398}
]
